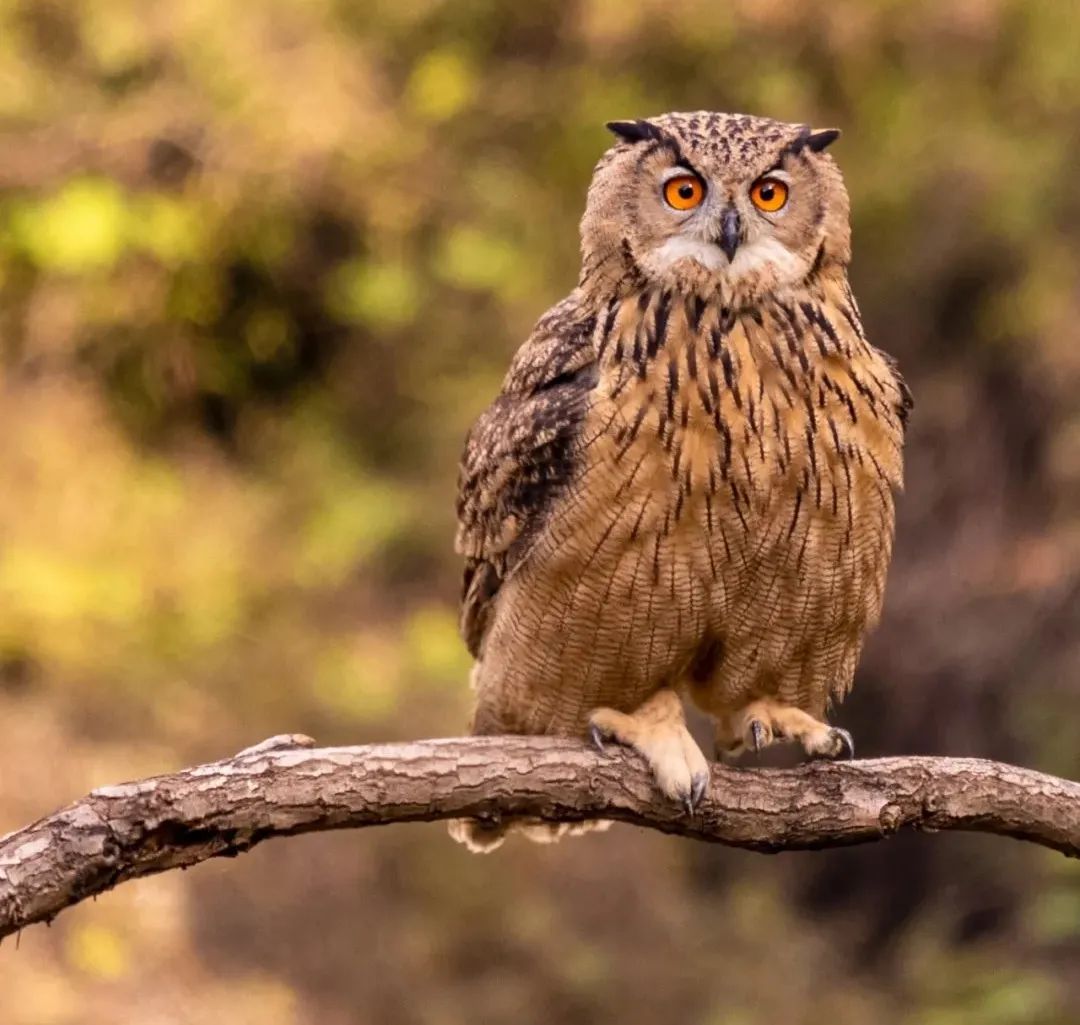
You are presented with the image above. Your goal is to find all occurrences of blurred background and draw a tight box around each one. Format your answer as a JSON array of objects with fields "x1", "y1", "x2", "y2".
[{"x1": 1, "y1": 0, "x2": 1079, "y2": 1022}]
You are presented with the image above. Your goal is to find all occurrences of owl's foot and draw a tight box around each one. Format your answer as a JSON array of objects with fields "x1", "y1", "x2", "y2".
[
  {"x1": 589, "y1": 688, "x2": 710, "y2": 812},
  {"x1": 719, "y1": 699, "x2": 854, "y2": 760}
]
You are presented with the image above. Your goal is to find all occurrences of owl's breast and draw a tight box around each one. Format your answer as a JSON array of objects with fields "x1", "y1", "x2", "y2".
[
  {"x1": 562, "y1": 286, "x2": 907, "y2": 597},
  {"x1": 472, "y1": 285, "x2": 909, "y2": 728}
]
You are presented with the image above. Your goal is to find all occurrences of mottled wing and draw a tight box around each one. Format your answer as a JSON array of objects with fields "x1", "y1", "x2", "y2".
[
  {"x1": 843, "y1": 281, "x2": 914, "y2": 432},
  {"x1": 881, "y1": 348, "x2": 914, "y2": 430},
  {"x1": 456, "y1": 294, "x2": 597, "y2": 657}
]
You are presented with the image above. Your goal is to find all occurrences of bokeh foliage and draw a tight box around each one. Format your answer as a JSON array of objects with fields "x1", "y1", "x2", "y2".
[{"x1": 1, "y1": 1, "x2": 1079, "y2": 1023}]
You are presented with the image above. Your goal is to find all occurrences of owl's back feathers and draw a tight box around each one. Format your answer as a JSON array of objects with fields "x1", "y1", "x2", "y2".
[{"x1": 456, "y1": 294, "x2": 597, "y2": 657}]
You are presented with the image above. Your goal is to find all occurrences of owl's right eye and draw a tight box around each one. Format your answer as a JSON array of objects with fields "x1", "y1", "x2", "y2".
[{"x1": 663, "y1": 174, "x2": 706, "y2": 211}]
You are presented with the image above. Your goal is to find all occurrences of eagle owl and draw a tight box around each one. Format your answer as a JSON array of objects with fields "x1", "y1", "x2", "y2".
[{"x1": 450, "y1": 111, "x2": 911, "y2": 851}]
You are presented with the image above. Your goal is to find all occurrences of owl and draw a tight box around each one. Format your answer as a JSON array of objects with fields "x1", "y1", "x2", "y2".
[{"x1": 450, "y1": 112, "x2": 911, "y2": 851}]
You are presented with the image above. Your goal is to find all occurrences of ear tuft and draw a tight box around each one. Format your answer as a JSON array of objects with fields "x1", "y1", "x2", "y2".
[
  {"x1": 605, "y1": 119, "x2": 665, "y2": 145},
  {"x1": 806, "y1": 128, "x2": 841, "y2": 153}
]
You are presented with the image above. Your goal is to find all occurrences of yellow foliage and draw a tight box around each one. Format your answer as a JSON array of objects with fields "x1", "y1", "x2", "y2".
[
  {"x1": 326, "y1": 258, "x2": 422, "y2": 329},
  {"x1": 66, "y1": 923, "x2": 130, "y2": 980},
  {"x1": 435, "y1": 225, "x2": 525, "y2": 295},
  {"x1": 406, "y1": 49, "x2": 477, "y2": 122},
  {"x1": 404, "y1": 605, "x2": 472, "y2": 686},
  {"x1": 9, "y1": 179, "x2": 129, "y2": 273}
]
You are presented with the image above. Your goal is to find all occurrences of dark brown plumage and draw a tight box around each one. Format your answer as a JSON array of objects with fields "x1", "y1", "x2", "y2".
[{"x1": 450, "y1": 111, "x2": 911, "y2": 851}]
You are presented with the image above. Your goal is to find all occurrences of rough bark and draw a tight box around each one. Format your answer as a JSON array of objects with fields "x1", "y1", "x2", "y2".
[{"x1": 1, "y1": 735, "x2": 1077, "y2": 941}]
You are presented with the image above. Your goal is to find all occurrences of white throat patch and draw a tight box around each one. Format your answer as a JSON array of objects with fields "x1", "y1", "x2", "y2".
[
  {"x1": 647, "y1": 234, "x2": 805, "y2": 286},
  {"x1": 649, "y1": 236, "x2": 727, "y2": 272},
  {"x1": 729, "y1": 237, "x2": 804, "y2": 282}
]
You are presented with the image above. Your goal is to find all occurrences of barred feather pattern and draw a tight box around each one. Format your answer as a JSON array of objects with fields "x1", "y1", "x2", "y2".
[{"x1": 456, "y1": 265, "x2": 910, "y2": 738}]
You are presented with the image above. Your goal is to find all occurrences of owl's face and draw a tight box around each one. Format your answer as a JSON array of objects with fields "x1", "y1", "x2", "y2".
[{"x1": 580, "y1": 112, "x2": 850, "y2": 304}]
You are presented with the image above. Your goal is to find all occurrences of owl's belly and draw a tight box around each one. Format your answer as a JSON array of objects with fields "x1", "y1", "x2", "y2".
[
  {"x1": 480, "y1": 397, "x2": 891, "y2": 735},
  {"x1": 476, "y1": 312, "x2": 900, "y2": 735}
]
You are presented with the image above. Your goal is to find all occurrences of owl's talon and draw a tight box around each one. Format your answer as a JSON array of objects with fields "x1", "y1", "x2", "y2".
[
  {"x1": 832, "y1": 727, "x2": 855, "y2": 760},
  {"x1": 690, "y1": 771, "x2": 709, "y2": 811},
  {"x1": 681, "y1": 770, "x2": 711, "y2": 815},
  {"x1": 806, "y1": 725, "x2": 856, "y2": 760},
  {"x1": 588, "y1": 690, "x2": 708, "y2": 812},
  {"x1": 589, "y1": 724, "x2": 608, "y2": 754},
  {"x1": 725, "y1": 699, "x2": 853, "y2": 761}
]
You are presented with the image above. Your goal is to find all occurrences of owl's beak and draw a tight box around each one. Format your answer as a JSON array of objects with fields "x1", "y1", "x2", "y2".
[{"x1": 718, "y1": 207, "x2": 741, "y2": 262}]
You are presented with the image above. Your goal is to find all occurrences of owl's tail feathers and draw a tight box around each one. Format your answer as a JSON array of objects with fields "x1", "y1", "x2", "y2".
[
  {"x1": 447, "y1": 816, "x2": 612, "y2": 854},
  {"x1": 453, "y1": 676, "x2": 612, "y2": 851}
]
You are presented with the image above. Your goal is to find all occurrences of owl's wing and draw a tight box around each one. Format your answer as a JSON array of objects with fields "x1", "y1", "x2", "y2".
[
  {"x1": 881, "y1": 349, "x2": 914, "y2": 430},
  {"x1": 456, "y1": 293, "x2": 598, "y2": 657}
]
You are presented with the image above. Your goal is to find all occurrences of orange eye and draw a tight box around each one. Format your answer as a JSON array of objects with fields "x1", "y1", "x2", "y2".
[
  {"x1": 750, "y1": 177, "x2": 789, "y2": 213},
  {"x1": 663, "y1": 174, "x2": 705, "y2": 211}
]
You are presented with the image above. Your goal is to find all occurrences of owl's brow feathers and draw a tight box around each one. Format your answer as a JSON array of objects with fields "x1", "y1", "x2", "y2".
[
  {"x1": 606, "y1": 119, "x2": 842, "y2": 175},
  {"x1": 605, "y1": 119, "x2": 706, "y2": 179}
]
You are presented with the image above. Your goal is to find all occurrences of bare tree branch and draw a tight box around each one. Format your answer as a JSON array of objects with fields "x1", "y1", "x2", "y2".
[{"x1": 1, "y1": 735, "x2": 1077, "y2": 941}]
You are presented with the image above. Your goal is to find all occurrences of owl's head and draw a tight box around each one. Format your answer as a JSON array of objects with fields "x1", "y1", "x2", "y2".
[{"x1": 580, "y1": 111, "x2": 849, "y2": 304}]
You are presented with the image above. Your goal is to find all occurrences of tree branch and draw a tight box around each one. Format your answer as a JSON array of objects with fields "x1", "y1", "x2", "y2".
[{"x1": 1, "y1": 735, "x2": 1077, "y2": 941}]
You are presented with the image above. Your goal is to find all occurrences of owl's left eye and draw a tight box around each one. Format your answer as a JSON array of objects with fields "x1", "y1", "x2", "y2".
[
  {"x1": 663, "y1": 174, "x2": 706, "y2": 211},
  {"x1": 750, "y1": 177, "x2": 789, "y2": 213}
]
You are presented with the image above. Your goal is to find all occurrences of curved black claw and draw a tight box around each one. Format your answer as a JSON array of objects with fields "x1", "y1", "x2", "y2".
[
  {"x1": 680, "y1": 772, "x2": 711, "y2": 815},
  {"x1": 690, "y1": 772, "x2": 709, "y2": 811},
  {"x1": 749, "y1": 719, "x2": 769, "y2": 753},
  {"x1": 589, "y1": 724, "x2": 608, "y2": 754},
  {"x1": 832, "y1": 727, "x2": 855, "y2": 760}
]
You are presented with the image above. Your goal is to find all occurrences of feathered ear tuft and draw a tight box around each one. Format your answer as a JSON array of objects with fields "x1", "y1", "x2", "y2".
[
  {"x1": 806, "y1": 128, "x2": 841, "y2": 152},
  {"x1": 605, "y1": 119, "x2": 666, "y2": 145},
  {"x1": 783, "y1": 126, "x2": 842, "y2": 159}
]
